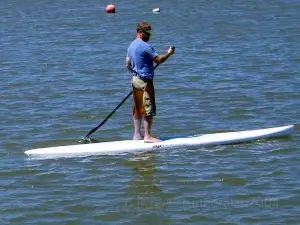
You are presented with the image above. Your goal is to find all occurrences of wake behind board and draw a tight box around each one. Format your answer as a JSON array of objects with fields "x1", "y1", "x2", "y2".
[{"x1": 24, "y1": 125, "x2": 294, "y2": 157}]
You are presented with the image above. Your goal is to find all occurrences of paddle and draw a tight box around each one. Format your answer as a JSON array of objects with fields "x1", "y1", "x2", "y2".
[{"x1": 83, "y1": 64, "x2": 160, "y2": 140}]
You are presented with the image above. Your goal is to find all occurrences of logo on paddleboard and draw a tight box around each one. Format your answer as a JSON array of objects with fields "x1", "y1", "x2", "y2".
[{"x1": 152, "y1": 144, "x2": 162, "y2": 149}]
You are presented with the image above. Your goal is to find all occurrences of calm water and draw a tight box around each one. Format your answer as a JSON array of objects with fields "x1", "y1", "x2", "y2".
[{"x1": 1, "y1": 0, "x2": 300, "y2": 224}]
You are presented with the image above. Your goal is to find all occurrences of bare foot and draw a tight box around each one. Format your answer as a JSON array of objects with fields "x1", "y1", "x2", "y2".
[
  {"x1": 144, "y1": 137, "x2": 162, "y2": 143},
  {"x1": 133, "y1": 134, "x2": 143, "y2": 140}
]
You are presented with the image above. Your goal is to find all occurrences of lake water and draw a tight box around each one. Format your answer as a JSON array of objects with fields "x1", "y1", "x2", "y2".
[{"x1": 1, "y1": 0, "x2": 300, "y2": 224}]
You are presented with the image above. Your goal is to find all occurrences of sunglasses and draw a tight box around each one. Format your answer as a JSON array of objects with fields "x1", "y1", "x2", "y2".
[
  {"x1": 143, "y1": 31, "x2": 151, "y2": 36},
  {"x1": 139, "y1": 29, "x2": 151, "y2": 36}
]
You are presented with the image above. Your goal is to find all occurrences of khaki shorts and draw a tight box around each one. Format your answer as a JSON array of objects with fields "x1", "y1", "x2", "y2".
[{"x1": 132, "y1": 76, "x2": 156, "y2": 117}]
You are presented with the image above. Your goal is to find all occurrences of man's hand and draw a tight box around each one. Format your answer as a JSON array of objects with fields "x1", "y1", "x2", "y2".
[
  {"x1": 154, "y1": 46, "x2": 176, "y2": 64},
  {"x1": 167, "y1": 46, "x2": 175, "y2": 55}
]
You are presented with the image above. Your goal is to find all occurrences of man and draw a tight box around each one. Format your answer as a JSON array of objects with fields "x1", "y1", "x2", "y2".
[{"x1": 126, "y1": 22, "x2": 175, "y2": 143}]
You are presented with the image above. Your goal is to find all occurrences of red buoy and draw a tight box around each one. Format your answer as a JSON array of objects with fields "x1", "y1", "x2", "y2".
[{"x1": 106, "y1": 4, "x2": 116, "y2": 13}]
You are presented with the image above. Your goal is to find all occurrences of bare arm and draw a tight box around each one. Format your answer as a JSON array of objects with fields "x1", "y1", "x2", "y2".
[
  {"x1": 126, "y1": 56, "x2": 133, "y2": 73},
  {"x1": 153, "y1": 52, "x2": 172, "y2": 64},
  {"x1": 153, "y1": 47, "x2": 175, "y2": 64}
]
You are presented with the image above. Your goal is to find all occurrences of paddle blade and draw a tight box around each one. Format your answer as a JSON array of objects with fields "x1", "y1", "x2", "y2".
[{"x1": 79, "y1": 136, "x2": 100, "y2": 144}]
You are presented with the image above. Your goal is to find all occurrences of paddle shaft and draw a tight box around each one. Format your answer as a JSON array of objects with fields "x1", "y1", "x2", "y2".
[{"x1": 84, "y1": 63, "x2": 160, "y2": 139}]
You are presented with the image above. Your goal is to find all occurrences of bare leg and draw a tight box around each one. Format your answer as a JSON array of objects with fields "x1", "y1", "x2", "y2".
[
  {"x1": 133, "y1": 115, "x2": 143, "y2": 140},
  {"x1": 143, "y1": 116, "x2": 161, "y2": 143}
]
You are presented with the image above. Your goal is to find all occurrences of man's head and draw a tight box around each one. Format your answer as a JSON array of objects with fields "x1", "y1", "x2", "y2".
[{"x1": 137, "y1": 22, "x2": 152, "y2": 42}]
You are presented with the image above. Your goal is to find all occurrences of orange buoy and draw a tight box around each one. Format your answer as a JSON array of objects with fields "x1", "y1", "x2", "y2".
[{"x1": 105, "y1": 4, "x2": 116, "y2": 13}]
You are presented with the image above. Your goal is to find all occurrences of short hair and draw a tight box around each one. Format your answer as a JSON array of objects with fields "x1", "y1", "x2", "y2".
[{"x1": 137, "y1": 22, "x2": 152, "y2": 34}]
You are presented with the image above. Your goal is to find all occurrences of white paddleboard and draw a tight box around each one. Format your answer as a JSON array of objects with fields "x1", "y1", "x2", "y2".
[{"x1": 24, "y1": 125, "x2": 294, "y2": 157}]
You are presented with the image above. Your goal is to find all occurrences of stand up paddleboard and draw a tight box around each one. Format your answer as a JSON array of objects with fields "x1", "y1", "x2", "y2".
[{"x1": 24, "y1": 125, "x2": 294, "y2": 157}]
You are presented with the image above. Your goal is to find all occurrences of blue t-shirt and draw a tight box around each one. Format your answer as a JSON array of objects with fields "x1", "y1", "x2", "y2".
[{"x1": 127, "y1": 39, "x2": 158, "y2": 80}]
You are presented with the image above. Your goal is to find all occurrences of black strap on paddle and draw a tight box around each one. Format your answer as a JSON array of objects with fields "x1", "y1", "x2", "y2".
[{"x1": 83, "y1": 64, "x2": 160, "y2": 140}]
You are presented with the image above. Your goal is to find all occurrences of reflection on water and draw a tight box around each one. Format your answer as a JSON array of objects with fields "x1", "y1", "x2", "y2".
[
  {"x1": 122, "y1": 151, "x2": 167, "y2": 211},
  {"x1": 125, "y1": 151, "x2": 161, "y2": 195}
]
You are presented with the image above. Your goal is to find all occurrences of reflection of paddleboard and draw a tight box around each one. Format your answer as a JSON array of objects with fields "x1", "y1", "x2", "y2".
[{"x1": 24, "y1": 125, "x2": 294, "y2": 157}]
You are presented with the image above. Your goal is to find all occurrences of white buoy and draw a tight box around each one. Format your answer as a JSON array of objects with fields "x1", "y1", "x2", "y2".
[{"x1": 153, "y1": 8, "x2": 160, "y2": 13}]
